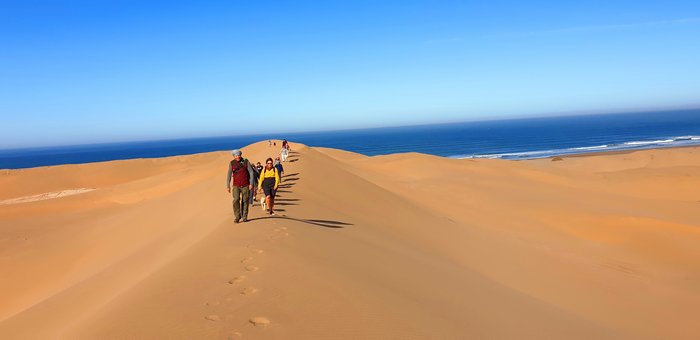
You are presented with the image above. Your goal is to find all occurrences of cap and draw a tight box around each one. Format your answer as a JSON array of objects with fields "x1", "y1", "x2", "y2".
[{"x1": 232, "y1": 149, "x2": 242, "y2": 156}]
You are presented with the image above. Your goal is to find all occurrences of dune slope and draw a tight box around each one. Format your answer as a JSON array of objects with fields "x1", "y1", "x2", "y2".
[{"x1": 0, "y1": 143, "x2": 698, "y2": 339}]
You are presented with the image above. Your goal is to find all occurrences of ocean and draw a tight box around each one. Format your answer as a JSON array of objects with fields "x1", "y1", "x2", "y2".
[{"x1": 1, "y1": 109, "x2": 699, "y2": 169}]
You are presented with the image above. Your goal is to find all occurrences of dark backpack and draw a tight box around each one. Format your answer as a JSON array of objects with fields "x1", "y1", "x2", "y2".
[{"x1": 231, "y1": 158, "x2": 249, "y2": 175}]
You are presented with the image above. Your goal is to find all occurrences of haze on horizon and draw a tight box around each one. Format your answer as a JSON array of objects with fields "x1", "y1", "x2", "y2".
[{"x1": 1, "y1": 1, "x2": 699, "y2": 149}]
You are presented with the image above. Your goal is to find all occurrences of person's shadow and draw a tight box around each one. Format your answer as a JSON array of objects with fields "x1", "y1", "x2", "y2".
[{"x1": 247, "y1": 215, "x2": 352, "y2": 229}]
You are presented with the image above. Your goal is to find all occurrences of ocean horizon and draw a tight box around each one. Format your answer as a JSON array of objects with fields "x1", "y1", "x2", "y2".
[{"x1": 2, "y1": 108, "x2": 699, "y2": 169}]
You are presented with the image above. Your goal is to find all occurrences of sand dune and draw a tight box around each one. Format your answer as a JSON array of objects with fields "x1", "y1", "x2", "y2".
[{"x1": 0, "y1": 142, "x2": 698, "y2": 339}]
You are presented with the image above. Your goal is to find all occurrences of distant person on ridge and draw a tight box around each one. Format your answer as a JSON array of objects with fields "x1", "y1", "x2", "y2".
[
  {"x1": 258, "y1": 157, "x2": 280, "y2": 215},
  {"x1": 226, "y1": 149, "x2": 254, "y2": 223},
  {"x1": 280, "y1": 146, "x2": 289, "y2": 162}
]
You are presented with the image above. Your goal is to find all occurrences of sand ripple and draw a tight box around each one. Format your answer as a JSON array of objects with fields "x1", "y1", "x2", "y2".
[{"x1": 0, "y1": 188, "x2": 95, "y2": 205}]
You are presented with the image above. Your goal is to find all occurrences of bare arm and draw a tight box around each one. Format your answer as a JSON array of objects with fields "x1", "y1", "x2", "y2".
[
  {"x1": 226, "y1": 164, "x2": 232, "y2": 189},
  {"x1": 247, "y1": 162, "x2": 254, "y2": 188}
]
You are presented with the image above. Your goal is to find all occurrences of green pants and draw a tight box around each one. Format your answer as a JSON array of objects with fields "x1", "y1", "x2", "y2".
[{"x1": 232, "y1": 186, "x2": 250, "y2": 220}]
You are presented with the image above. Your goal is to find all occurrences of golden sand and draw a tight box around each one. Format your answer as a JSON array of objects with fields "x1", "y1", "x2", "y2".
[{"x1": 0, "y1": 142, "x2": 698, "y2": 339}]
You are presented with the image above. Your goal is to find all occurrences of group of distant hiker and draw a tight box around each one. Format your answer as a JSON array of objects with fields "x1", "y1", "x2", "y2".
[{"x1": 226, "y1": 142, "x2": 288, "y2": 223}]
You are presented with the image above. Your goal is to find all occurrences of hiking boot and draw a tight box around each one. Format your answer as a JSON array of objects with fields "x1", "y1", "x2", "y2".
[
  {"x1": 242, "y1": 218, "x2": 248, "y2": 223},
  {"x1": 234, "y1": 219, "x2": 240, "y2": 224}
]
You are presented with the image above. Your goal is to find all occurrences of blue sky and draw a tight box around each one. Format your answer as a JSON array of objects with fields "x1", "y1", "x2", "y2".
[{"x1": 1, "y1": 0, "x2": 699, "y2": 148}]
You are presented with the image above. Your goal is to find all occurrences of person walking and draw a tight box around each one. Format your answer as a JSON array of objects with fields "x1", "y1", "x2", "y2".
[
  {"x1": 252, "y1": 161, "x2": 263, "y2": 203},
  {"x1": 249, "y1": 161, "x2": 261, "y2": 205},
  {"x1": 226, "y1": 149, "x2": 254, "y2": 223},
  {"x1": 274, "y1": 157, "x2": 285, "y2": 182},
  {"x1": 280, "y1": 146, "x2": 289, "y2": 162},
  {"x1": 258, "y1": 157, "x2": 280, "y2": 215}
]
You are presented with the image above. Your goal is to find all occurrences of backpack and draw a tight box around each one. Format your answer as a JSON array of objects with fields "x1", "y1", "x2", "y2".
[{"x1": 231, "y1": 158, "x2": 249, "y2": 175}]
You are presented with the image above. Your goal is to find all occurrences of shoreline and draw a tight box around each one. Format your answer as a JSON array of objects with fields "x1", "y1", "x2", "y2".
[
  {"x1": 456, "y1": 138, "x2": 700, "y2": 161},
  {"x1": 3, "y1": 142, "x2": 700, "y2": 171},
  {"x1": 550, "y1": 143, "x2": 700, "y2": 160}
]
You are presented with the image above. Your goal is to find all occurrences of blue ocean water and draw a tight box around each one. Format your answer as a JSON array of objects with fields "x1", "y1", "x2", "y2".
[{"x1": 1, "y1": 109, "x2": 699, "y2": 169}]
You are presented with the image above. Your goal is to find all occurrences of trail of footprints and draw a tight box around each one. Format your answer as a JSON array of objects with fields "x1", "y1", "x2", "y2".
[{"x1": 203, "y1": 227, "x2": 290, "y2": 337}]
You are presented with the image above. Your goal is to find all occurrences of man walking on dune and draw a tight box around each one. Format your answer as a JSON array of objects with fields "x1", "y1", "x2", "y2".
[{"x1": 226, "y1": 149, "x2": 254, "y2": 223}]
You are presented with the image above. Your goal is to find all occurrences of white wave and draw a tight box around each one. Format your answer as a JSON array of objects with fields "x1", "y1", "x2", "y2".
[
  {"x1": 624, "y1": 139, "x2": 675, "y2": 146},
  {"x1": 463, "y1": 150, "x2": 558, "y2": 159},
  {"x1": 455, "y1": 135, "x2": 700, "y2": 160},
  {"x1": 570, "y1": 144, "x2": 609, "y2": 151},
  {"x1": 674, "y1": 135, "x2": 700, "y2": 141}
]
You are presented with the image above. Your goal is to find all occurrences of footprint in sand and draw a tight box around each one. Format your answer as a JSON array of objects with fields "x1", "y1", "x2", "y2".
[
  {"x1": 204, "y1": 315, "x2": 221, "y2": 322},
  {"x1": 245, "y1": 266, "x2": 259, "y2": 272},
  {"x1": 240, "y1": 257, "x2": 253, "y2": 263},
  {"x1": 249, "y1": 248, "x2": 264, "y2": 254},
  {"x1": 249, "y1": 316, "x2": 271, "y2": 326},
  {"x1": 276, "y1": 227, "x2": 290, "y2": 236},
  {"x1": 270, "y1": 233, "x2": 290, "y2": 240},
  {"x1": 228, "y1": 331, "x2": 243, "y2": 339},
  {"x1": 240, "y1": 286, "x2": 259, "y2": 295},
  {"x1": 206, "y1": 301, "x2": 220, "y2": 306},
  {"x1": 228, "y1": 276, "x2": 246, "y2": 284}
]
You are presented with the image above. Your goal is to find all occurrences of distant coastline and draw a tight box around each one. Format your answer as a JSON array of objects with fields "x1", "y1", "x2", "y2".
[
  {"x1": 455, "y1": 135, "x2": 700, "y2": 160},
  {"x1": 2, "y1": 109, "x2": 699, "y2": 169}
]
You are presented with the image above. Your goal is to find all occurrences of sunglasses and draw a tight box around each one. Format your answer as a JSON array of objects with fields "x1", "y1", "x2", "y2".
[{"x1": 266, "y1": 162, "x2": 273, "y2": 164}]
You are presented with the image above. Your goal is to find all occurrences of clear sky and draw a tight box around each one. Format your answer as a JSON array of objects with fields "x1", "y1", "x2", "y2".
[{"x1": 1, "y1": 0, "x2": 699, "y2": 148}]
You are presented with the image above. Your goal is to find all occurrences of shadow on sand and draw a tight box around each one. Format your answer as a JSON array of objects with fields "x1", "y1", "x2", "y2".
[
  {"x1": 274, "y1": 198, "x2": 301, "y2": 202},
  {"x1": 272, "y1": 201, "x2": 298, "y2": 206},
  {"x1": 248, "y1": 154, "x2": 350, "y2": 229},
  {"x1": 248, "y1": 215, "x2": 352, "y2": 229}
]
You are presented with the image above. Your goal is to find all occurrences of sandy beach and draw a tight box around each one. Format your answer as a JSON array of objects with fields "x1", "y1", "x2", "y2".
[{"x1": 0, "y1": 141, "x2": 698, "y2": 339}]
